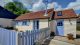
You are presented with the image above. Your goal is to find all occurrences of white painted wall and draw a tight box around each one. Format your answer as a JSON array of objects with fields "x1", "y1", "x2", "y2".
[
  {"x1": 64, "y1": 19, "x2": 76, "y2": 38},
  {"x1": 15, "y1": 20, "x2": 33, "y2": 32},
  {"x1": 50, "y1": 19, "x2": 76, "y2": 38},
  {"x1": 50, "y1": 20, "x2": 56, "y2": 32},
  {"x1": 0, "y1": 18, "x2": 13, "y2": 27},
  {"x1": 15, "y1": 19, "x2": 49, "y2": 32},
  {"x1": 39, "y1": 19, "x2": 49, "y2": 29}
]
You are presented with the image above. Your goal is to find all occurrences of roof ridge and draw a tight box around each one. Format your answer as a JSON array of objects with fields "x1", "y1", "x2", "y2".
[{"x1": 20, "y1": 8, "x2": 54, "y2": 15}]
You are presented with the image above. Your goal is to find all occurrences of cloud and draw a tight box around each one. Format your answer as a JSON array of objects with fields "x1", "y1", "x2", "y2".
[
  {"x1": 53, "y1": 2, "x2": 62, "y2": 11},
  {"x1": 19, "y1": 0, "x2": 38, "y2": 4},
  {"x1": 47, "y1": 2, "x2": 62, "y2": 11},
  {"x1": 12, "y1": 0, "x2": 62, "y2": 11},
  {"x1": 32, "y1": 0, "x2": 45, "y2": 12},
  {"x1": 47, "y1": 0, "x2": 80, "y2": 11},
  {"x1": 0, "y1": 0, "x2": 13, "y2": 7},
  {"x1": 31, "y1": 1, "x2": 63, "y2": 12},
  {"x1": 66, "y1": 0, "x2": 80, "y2": 10},
  {"x1": 47, "y1": 2, "x2": 54, "y2": 9}
]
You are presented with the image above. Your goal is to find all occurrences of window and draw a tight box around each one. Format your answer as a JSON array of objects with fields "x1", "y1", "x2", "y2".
[
  {"x1": 16, "y1": 21, "x2": 18, "y2": 25},
  {"x1": 57, "y1": 21, "x2": 63, "y2": 26},
  {"x1": 16, "y1": 21, "x2": 22, "y2": 26},
  {"x1": 22, "y1": 21, "x2": 27, "y2": 25},
  {"x1": 22, "y1": 20, "x2": 30, "y2": 26},
  {"x1": 57, "y1": 11, "x2": 62, "y2": 16}
]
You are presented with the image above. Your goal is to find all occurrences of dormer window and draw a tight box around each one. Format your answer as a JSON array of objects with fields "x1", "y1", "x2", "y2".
[{"x1": 57, "y1": 11, "x2": 62, "y2": 16}]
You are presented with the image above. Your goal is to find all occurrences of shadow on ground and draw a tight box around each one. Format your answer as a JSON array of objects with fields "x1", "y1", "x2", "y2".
[
  {"x1": 42, "y1": 36, "x2": 54, "y2": 45},
  {"x1": 42, "y1": 32, "x2": 55, "y2": 45}
]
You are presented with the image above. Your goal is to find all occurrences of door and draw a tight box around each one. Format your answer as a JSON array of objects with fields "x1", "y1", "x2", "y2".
[
  {"x1": 56, "y1": 20, "x2": 64, "y2": 36},
  {"x1": 33, "y1": 20, "x2": 39, "y2": 30}
]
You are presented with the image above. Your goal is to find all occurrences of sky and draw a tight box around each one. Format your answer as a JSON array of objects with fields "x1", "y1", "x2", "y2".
[{"x1": 0, "y1": 0, "x2": 80, "y2": 14}]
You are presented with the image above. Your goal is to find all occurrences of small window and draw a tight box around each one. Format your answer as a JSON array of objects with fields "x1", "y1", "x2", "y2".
[
  {"x1": 57, "y1": 21, "x2": 63, "y2": 26},
  {"x1": 22, "y1": 20, "x2": 30, "y2": 26},
  {"x1": 16, "y1": 21, "x2": 18, "y2": 25},
  {"x1": 22, "y1": 21, "x2": 27, "y2": 25},
  {"x1": 57, "y1": 11, "x2": 62, "y2": 16},
  {"x1": 16, "y1": 21, "x2": 22, "y2": 26}
]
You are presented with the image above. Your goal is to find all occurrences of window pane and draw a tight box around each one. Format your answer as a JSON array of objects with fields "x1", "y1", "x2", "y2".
[
  {"x1": 27, "y1": 20, "x2": 30, "y2": 26},
  {"x1": 19, "y1": 21, "x2": 22, "y2": 26},
  {"x1": 57, "y1": 11, "x2": 62, "y2": 16},
  {"x1": 57, "y1": 21, "x2": 63, "y2": 26},
  {"x1": 22, "y1": 20, "x2": 30, "y2": 26},
  {"x1": 16, "y1": 21, "x2": 22, "y2": 26},
  {"x1": 16, "y1": 22, "x2": 18, "y2": 25},
  {"x1": 22, "y1": 21, "x2": 27, "y2": 25}
]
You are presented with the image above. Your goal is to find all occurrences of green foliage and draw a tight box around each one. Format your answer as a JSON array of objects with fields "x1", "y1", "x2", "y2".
[{"x1": 4, "y1": 1, "x2": 30, "y2": 15}]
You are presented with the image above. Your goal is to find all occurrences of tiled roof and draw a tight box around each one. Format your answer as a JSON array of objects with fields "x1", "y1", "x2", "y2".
[
  {"x1": 52, "y1": 9, "x2": 78, "y2": 19},
  {"x1": 15, "y1": 9, "x2": 78, "y2": 21},
  {"x1": 15, "y1": 8, "x2": 54, "y2": 20}
]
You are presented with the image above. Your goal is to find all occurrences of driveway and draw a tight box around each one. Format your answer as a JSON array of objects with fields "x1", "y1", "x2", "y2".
[{"x1": 49, "y1": 39, "x2": 75, "y2": 45}]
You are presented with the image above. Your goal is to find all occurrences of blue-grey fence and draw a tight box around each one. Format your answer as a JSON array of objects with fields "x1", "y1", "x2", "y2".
[
  {"x1": 0, "y1": 28, "x2": 18, "y2": 45},
  {"x1": 18, "y1": 28, "x2": 50, "y2": 45}
]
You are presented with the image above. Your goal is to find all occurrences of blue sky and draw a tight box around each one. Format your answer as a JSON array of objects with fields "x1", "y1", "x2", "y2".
[
  {"x1": 21, "y1": 0, "x2": 80, "y2": 14},
  {"x1": 0, "y1": 0, "x2": 80, "y2": 14},
  {"x1": 43, "y1": 0, "x2": 76, "y2": 8},
  {"x1": 35, "y1": 0, "x2": 80, "y2": 14},
  {"x1": 52, "y1": 0, "x2": 75, "y2": 8}
]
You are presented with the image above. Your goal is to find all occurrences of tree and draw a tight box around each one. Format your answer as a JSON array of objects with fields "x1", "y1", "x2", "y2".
[{"x1": 4, "y1": 1, "x2": 30, "y2": 15}]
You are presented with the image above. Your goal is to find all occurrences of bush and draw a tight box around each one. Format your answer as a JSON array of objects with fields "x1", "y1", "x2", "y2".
[{"x1": 67, "y1": 33, "x2": 74, "y2": 40}]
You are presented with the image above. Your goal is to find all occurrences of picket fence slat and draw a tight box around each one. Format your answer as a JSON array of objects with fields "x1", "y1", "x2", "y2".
[
  {"x1": 0, "y1": 28, "x2": 18, "y2": 45},
  {"x1": 0, "y1": 27, "x2": 50, "y2": 45},
  {"x1": 18, "y1": 28, "x2": 50, "y2": 45}
]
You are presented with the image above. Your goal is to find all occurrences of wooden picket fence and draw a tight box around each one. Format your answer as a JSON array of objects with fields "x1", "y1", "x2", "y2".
[
  {"x1": 0, "y1": 28, "x2": 18, "y2": 45},
  {"x1": 18, "y1": 28, "x2": 50, "y2": 45},
  {"x1": 0, "y1": 28, "x2": 50, "y2": 45}
]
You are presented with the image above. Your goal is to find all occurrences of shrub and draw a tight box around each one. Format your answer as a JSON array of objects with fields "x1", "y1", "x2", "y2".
[{"x1": 67, "y1": 33, "x2": 74, "y2": 40}]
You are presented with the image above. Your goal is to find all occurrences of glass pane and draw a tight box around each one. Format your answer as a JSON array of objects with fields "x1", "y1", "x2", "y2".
[{"x1": 57, "y1": 11, "x2": 62, "y2": 16}]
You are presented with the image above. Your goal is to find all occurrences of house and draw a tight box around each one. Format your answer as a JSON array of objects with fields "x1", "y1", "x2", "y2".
[
  {"x1": 50, "y1": 9, "x2": 78, "y2": 38},
  {"x1": 0, "y1": 6, "x2": 18, "y2": 27},
  {"x1": 15, "y1": 8, "x2": 53, "y2": 31},
  {"x1": 15, "y1": 8, "x2": 77, "y2": 38}
]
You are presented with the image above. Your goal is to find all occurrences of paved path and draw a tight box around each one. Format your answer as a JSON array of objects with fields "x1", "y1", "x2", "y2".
[
  {"x1": 42, "y1": 35, "x2": 80, "y2": 45},
  {"x1": 75, "y1": 39, "x2": 80, "y2": 45},
  {"x1": 49, "y1": 39, "x2": 75, "y2": 45}
]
